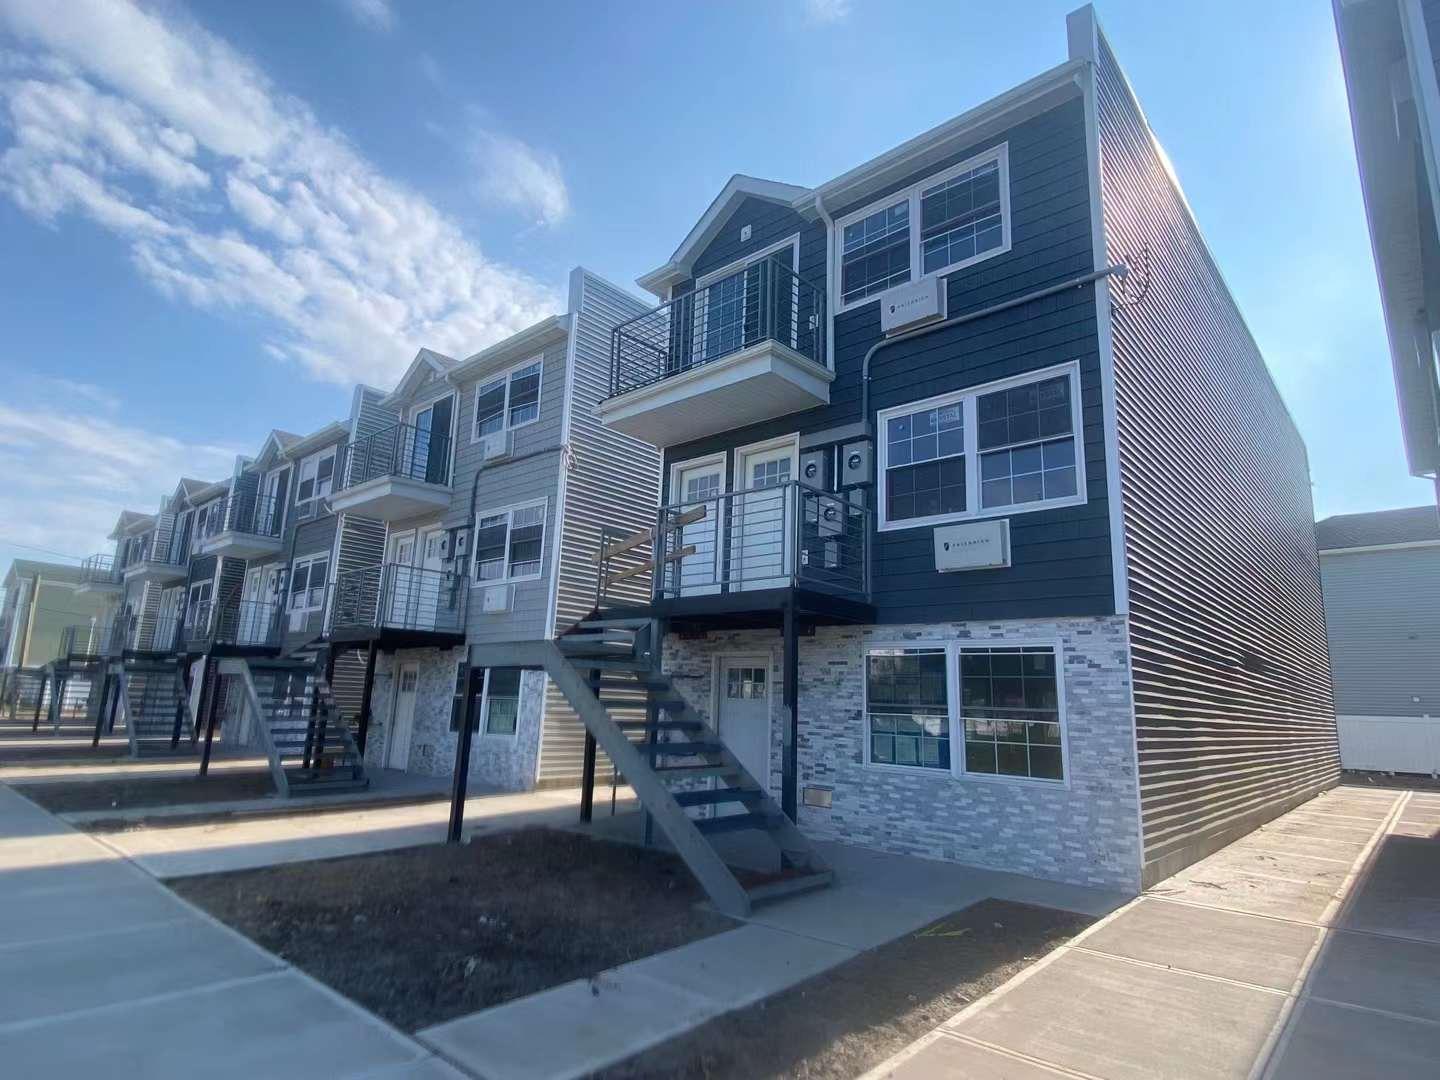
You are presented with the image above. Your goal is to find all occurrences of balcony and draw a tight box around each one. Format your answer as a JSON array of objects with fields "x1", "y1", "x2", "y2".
[
  {"x1": 598, "y1": 256, "x2": 832, "y2": 447},
  {"x1": 121, "y1": 536, "x2": 189, "y2": 585},
  {"x1": 327, "y1": 564, "x2": 468, "y2": 646},
  {"x1": 184, "y1": 599, "x2": 281, "y2": 653},
  {"x1": 76, "y1": 554, "x2": 122, "y2": 593},
  {"x1": 197, "y1": 493, "x2": 285, "y2": 560},
  {"x1": 59, "y1": 622, "x2": 120, "y2": 661},
  {"x1": 596, "y1": 480, "x2": 872, "y2": 626},
  {"x1": 329, "y1": 422, "x2": 452, "y2": 522}
]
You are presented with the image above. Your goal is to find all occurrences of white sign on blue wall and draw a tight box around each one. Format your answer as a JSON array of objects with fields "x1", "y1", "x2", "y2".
[{"x1": 933, "y1": 519, "x2": 1011, "y2": 572}]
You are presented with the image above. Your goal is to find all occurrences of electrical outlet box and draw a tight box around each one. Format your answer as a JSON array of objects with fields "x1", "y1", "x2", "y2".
[{"x1": 841, "y1": 440, "x2": 872, "y2": 486}]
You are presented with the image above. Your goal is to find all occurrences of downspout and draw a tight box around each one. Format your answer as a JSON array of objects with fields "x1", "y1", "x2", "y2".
[
  {"x1": 812, "y1": 191, "x2": 838, "y2": 373},
  {"x1": 859, "y1": 262, "x2": 1130, "y2": 432}
]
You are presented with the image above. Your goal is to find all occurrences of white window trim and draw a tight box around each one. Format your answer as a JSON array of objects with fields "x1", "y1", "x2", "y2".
[
  {"x1": 472, "y1": 497, "x2": 548, "y2": 586},
  {"x1": 295, "y1": 446, "x2": 338, "y2": 516},
  {"x1": 833, "y1": 143, "x2": 1012, "y2": 314},
  {"x1": 288, "y1": 551, "x2": 330, "y2": 612},
  {"x1": 470, "y1": 357, "x2": 544, "y2": 443},
  {"x1": 406, "y1": 389, "x2": 459, "y2": 485},
  {"x1": 731, "y1": 433, "x2": 799, "y2": 492},
  {"x1": 668, "y1": 451, "x2": 728, "y2": 505},
  {"x1": 693, "y1": 234, "x2": 801, "y2": 289},
  {"x1": 876, "y1": 360, "x2": 1086, "y2": 533},
  {"x1": 861, "y1": 637, "x2": 1071, "y2": 789},
  {"x1": 480, "y1": 667, "x2": 524, "y2": 739}
]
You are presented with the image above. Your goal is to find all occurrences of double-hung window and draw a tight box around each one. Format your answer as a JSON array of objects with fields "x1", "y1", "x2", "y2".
[
  {"x1": 288, "y1": 553, "x2": 329, "y2": 611},
  {"x1": 473, "y1": 500, "x2": 546, "y2": 584},
  {"x1": 879, "y1": 363, "x2": 1083, "y2": 530},
  {"x1": 450, "y1": 665, "x2": 523, "y2": 734},
  {"x1": 865, "y1": 641, "x2": 1066, "y2": 783},
  {"x1": 838, "y1": 144, "x2": 1009, "y2": 310},
  {"x1": 295, "y1": 448, "x2": 336, "y2": 519},
  {"x1": 473, "y1": 359, "x2": 542, "y2": 440}
]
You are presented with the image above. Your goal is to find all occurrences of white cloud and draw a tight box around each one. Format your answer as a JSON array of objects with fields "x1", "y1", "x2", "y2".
[
  {"x1": 0, "y1": 399, "x2": 241, "y2": 559},
  {"x1": 802, "y1": 0, "x2": 851, "y2": 24},
  {"x1": 0, "y1": 0, "x2": 559, "y2": 387},
  {"x1": 469, "y1": 128, "x2": 571, "y2": 227},
  {"x1": 337, "y1": 0, "x2": 394, "y2": 32}
]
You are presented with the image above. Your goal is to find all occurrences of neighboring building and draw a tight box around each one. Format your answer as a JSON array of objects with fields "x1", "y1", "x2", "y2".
[
  {"x1": 1, "y1": 559, "x2": 113, "y2": 669},
  {"x1": 538, "y1": 3, "x2": 1338, "y2": 904},
  {"x1": 1317, "y1": 505, "x2": 1440, "y2": 774},
  {"x1": 1334, "y1": 0, "x2": 1440, "y2": 502}
]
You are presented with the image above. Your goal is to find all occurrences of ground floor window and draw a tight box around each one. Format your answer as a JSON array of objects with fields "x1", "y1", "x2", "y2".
[
  {"x1": 449, "y1": 666, "x2": 523, "y2": 735},
  {"x1": 958, "y1": 645, "x2": 1064, "y2": 781},
  {"x1": 865, "y1": 648, "x2": 950, "y2": 769}
]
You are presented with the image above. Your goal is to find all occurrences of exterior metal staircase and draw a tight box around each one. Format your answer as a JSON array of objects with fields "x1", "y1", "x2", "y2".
[
  {"x1": 488, "y1": 618, "x2": 833, "y2": 917},
  {"x1": 116, "y1": 661, "x2": 196, "y2": 757},
  {"x1": 221, "y1": 657, "x2": 367, "y2": 797}
]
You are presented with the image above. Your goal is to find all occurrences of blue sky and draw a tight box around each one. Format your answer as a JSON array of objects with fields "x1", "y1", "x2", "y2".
[{"x1": 0, "y1": 0, "x2": 1430, "y2": 577}]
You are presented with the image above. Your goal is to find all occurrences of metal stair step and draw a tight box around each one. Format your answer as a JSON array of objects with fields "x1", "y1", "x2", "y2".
[
  {"x1": 693, "y1": 811, "x2": 776, "y2": 835},
  {"x1": 613, "y1": 718, "x2": 705, "y2": 732},
  {"x1": 652, "y1": 740, "x2": 724, "y2": 757},
  {"x1": 673, "y1": 787, "x2": 762, "y2": 808},
  {"x1": 650, "y1": 763, "x2": 741, "y2": 780},
  {"x1": 576, "y1": 618, "x2": 655, "y2": 630}
]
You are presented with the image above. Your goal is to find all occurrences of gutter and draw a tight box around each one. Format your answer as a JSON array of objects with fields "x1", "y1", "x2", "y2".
[{"x1": 860, "y1": 262, "x2": 1129, "y2": 431}]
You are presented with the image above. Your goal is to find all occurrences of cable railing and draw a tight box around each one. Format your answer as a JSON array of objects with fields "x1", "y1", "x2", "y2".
[
  {"x1": 597, "y1": 480, "x2": 869, "y2": 606},
  {"x1": 78, "y1": 554, "x2": 122, "y2": 587},
  {"x1": 330, "y1": 563, "x2": 468, "y2": 635},
  {"x1": 60, "y1": 623, "x2": 115, "y2": 659},
  {"x1": 183, "y1": 597, "x2": 282, "y2": 650},
  {"x1": 201, "y1": 493, "x2": 283, "y2": 540},
  {"x1": 609, "y1": 255, "x2": 826, "y2": 397},
  {"x1": 341, "y1": 422, "x2": 452, "y2": 489}
]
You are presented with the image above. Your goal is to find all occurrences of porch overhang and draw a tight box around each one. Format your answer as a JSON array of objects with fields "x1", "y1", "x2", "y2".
[
  {"x1": 328, "y1": 476, "x2": 452, "y2": 521},
  {"x1": 596, "y1": 341, "x2": 834, "y2": 448},
  {"x1": 197, "y1": 531, "x2": 285, "y2": 561},
  {"x1": 122, "y1": 561, "x2": 187, "y2": 586},
  {"x1": 75, "y1": 579, "x2": 122, "y2": 595},
  {"x1": 328, "y1": 625, "x2": 466, "y2": 652}
]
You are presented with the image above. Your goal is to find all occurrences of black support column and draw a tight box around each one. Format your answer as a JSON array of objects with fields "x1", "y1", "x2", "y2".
[
  {"x1": 447, "y1": 665, "x2": 484, "y2": 843},
  {"x1": 355, "y1": 640, "x2": 378, "y2": 755},
  {"x1": 781, "y1": 600, "x2": 799, "y2": 821}
]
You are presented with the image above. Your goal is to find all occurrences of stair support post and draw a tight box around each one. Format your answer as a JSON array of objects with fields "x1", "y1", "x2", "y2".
[
  {"x1": 447, "y1": 664, "x2": 484, "y2": 844},
  {"x1": 781, "y1": 600, "x2": 799, "y2": 822},
  {"x1": 579, "y1": 666, "x2": 599, "y2": 824},
  {"x1": 198, "y1": 657, "x2": 220, "y2": 777},
  {"x1": 92, "y1": 673, "x2": 112, "y2": 747},
  {"x1": 356, "y1": 640, "x2": 378, "y2": 755}
]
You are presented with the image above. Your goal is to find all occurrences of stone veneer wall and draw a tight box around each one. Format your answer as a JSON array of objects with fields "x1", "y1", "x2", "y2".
[
  {"x1": 364, "y1": 647, "x2": 545, "y2": 792},
  {"x1": 661, "y1": 616, "x2": 1142, "y2": 891}
]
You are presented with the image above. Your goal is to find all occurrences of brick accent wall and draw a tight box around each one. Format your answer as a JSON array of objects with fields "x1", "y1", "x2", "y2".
[{"x1": 662, "y1": 616, "x2": 1142, "y2": 891}]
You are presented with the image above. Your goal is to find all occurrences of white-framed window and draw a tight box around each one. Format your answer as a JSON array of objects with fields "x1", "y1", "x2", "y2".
[
  {"x1": 864, "y1": 639, "x2": 1067, "y2": 784},
  {"x1": 295, "y1": 447, "x2": 337, "y2": 518},
  {"x1": 449, "y1": 664, "x2": 523, "y2": 736},
  {"x1": 877, "y1": 362, "x2": 1084, "y2": 531},
  {"x1": 288, "y1": 552, "x2": 329, "y2": 611},
  {"x1": 473, "y1": 499, "x2": 547, "y2": 584},
  {"x1": 473, "y1": 358, "x2": 543, "y2": 440},
  {"x1": 836, "y1": 144, "x2": 1010, "y2": 311}
]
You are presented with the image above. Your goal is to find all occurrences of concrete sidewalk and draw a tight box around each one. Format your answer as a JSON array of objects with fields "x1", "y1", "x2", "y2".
[
  {"x1": 868, "y1": 784, "x2": 1440, "y2": 1079},
  {"x1": 0, "y1": 784, "x2": 466, "y2": 1079}
]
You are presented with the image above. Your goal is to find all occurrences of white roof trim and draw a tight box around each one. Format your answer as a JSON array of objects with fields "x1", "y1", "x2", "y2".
[
  {"x1": 1319, "y1": 538, "x2": 1440, "y2": 556},
  {"x1": 378, "y1": 348, "x2": 458, "y2": 408},
  {"x1": 448, "y1": 314, "x2": 570, "y2": 384},
  {"x1": 281, "y1": 421, "x2": 349, "y2": 461},
  {"x1": 637, "y1": 175, "x2": 812, "y2": 297}
]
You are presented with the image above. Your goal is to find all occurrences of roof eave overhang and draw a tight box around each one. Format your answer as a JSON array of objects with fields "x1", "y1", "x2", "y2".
[{"x1": 447, "y1": 315, "x2": 571, "y2": 385}]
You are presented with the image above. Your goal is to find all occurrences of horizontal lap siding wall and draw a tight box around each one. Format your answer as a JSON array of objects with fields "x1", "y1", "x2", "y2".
[
  {"x1": 663, "y1": 98, "x2": 1112, "y2": 624},
  {"x1": 1094, "y1": 35, "x2": 1338, "y2": 886}
]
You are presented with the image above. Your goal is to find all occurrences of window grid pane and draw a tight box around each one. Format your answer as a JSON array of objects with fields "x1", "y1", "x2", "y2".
[
  {"x1": 842, "y1": 201, "x2": 910, "y2": 304},
  {"x1": 920, "y1": 159, "x2": 1004, "y2": 274},
  {"x1": 475, "y1": 379, "x2": 505, "y2": 437},
  {"x1": 959, "y1": 646, "x2": 1063, "y2": 781},
  {"x1": 507, "y1": 363, "x2": 541, "y2": 426},
  {"x1": 867, "y1": 649, "x2": 949, "y2": 771}
]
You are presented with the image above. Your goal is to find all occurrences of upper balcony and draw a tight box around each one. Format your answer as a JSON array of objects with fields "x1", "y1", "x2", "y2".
[
  {"x1": 329, "y1": 422, "x2": 452, "y2": 522},
  {"x1": 597, "y1": 256, "x2": 832, "y2": 447},
  {"x1": 76, "y1": 554, "x2": 123, "y2": 593},
  {"x1": 183, "y1": 598, "x2": 282, "y2": 654},
  {"x1": 327, "y1": 563, "x2": 468, "y2": 647},
  {"x1": 197, "y1": 493, "x2": 284, "y2": 560},
  {"x1": 122, "y1": 534, "x2": 188, "y2": 585},
  {"x1": 596, "y1": 480, "x2": 872, "y2": 627},
  {"x1": 59, "y1": 622, "x2": 122, "y2": 661}
]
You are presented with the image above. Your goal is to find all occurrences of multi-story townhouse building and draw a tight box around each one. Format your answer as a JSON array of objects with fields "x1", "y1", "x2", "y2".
[
  {"x1": 1, "y1": 558, "x2": 113, "y2": 720},
  {"x1": 467, "y1": 6, "x2": 1337, "y2": 916},
  {"x1": 1335, "y1": 0, "x2": 1440, "y2": 504},
  {"x1": 324, "y1": 267, "x2": 657, "y2": 790}
]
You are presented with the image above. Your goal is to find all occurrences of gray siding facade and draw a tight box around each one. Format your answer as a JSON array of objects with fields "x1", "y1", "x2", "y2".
[{"x1": 1320, "y1": 545, "x2": 1440, "y2": 717}]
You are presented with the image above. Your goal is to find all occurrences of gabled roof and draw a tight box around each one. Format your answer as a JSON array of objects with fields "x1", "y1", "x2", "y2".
[
  {"x1": 1316, "y1": 506, "x2": 1440, "y2": 552},
  {"x1": 379, "y1": 347, "x2": 459, "y2": 408},
  {"x1": 282, "y1": 421, "x2": 349, "y2": 461},
  {"x1": 106, "y1": 510, "x2": 155, "y2": 540},
  {"x1": 449, "y1": 315, "x2": 570, "y2": 385},
  {"x1": 636, "y1": 175, "x2": 813, "y2": 298},
  {"x1": 249, "y1": 429, "x2": 303, "y2": 471}
]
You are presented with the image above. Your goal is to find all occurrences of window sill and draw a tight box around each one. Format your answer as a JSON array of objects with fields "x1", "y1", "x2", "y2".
[
  {"x1": 958, "y1": 770, "x2": 1069, "y2": 791},
  {"x1": 470, "y1": 415, "x2": 540, "y2": 446},
  {"x1": 862, "y1": 760, "x2": 956, "y2": 780},
  {"x1": 877, "y1": 492, "x2": 1087, "y2": 533}
]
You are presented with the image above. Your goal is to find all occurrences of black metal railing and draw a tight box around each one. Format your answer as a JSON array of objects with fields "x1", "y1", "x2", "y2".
[
  {"x1": 183, "y1": 597, "x2": 281, "y2": 650},
  {"x1": 597, "y1": 481, "x2": 869, "y2": 607},
  {"x1": 609, "y1": 255, "x2": 826, "y2": 397},
  {"x1": 341, "y1": 422, "x2": 452, "y2": 489},
  {"x1": 79, "y1": 554, "x2": 122, "y2": 587},
  {"x1": 60, "y1": 623, "x2": 114, "y2": 658},
  {"x1": 200, "y1": 493, "x2": 283, "y2": 541},
  {"x1": 330, "y1": 563, "x2": 468, "y2": 635}
]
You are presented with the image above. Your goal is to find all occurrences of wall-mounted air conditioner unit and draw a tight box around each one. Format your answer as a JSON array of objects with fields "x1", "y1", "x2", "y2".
[
  {"x1": 480, "y1": 584, "x2": 511, "y2": 614},
  {"x1": 479, "y1": 430, "x2": 513, "y2": 463},
  {"x1": 880, "y1": 275, "x2": 947, "y2": 335}
]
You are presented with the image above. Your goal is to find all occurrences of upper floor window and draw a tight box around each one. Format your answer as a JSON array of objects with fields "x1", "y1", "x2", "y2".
[
  {"x1": 473, "y1": 499, "x2": 546, "y2": 584},
  {"x1": 288, "y1": 552, "x2": 329, "y2": 611},
  {"x1": 877, "y1": 362, "x2": 1083, "y2": 531},
  {"x1": 295, "y1": 447, "x2": 336, "y2": 517},
  {"x1": 474, "y1": 359, "x2": 542, "y2": 440},
  {"x1": 837, "y1": 144, "x2": 1010, "y2": 311}
]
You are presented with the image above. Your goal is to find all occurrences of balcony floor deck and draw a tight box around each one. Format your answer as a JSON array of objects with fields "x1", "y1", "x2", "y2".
[
  {"x1": 328, "y1": 626, "x2": 466, "y2": 652},
  {"x1": 600, "y1": 586, "x2": 874, "y2": 633}
]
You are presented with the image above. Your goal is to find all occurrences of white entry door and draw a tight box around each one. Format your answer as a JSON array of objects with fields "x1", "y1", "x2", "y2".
[
  {"x1": 386, "y1": 532, "x2": 416, "y2": 626},
  {"x1": 387, "y1": 664, "x2": 419, "y2": 770},
  {"x1": 732, "y1": 442, "x2": 796, "y2": 590},
  {"x1": 416, "y1": 527, "x2": 446, "y2": 628},
  {"x1": 715, "y1": 657, "x2": 772, "y2": 816},
  {"x1": 672, "y1": 460, "x2": 724, "y2": 596},
  {"x1": 238, "y1": 567, "x2": 265, "y2": 644}
]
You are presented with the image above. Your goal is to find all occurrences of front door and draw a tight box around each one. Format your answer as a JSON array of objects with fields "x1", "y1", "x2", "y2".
[
  {"x1": 387, "y1": 664, "x2": 418, "y2": 770},
  {"x1": 386, "y1": 532, "x2": 415, "y2": 626},
  {"x1": 416, "y1": 527, "x2": 446, "y2": 628},
  {"x1": 411, "y1": 396, "x2": 454, "y2": 484},
  {"x1": 715, "y1": 657, "x2": 771, "y2": 816},
  {"x1": 238, "y1": 566, "x2": 265, "y2": 644},
  {"x1": 732, "y1": 442, "x2": 796, "y2": 590},
  {"x1": 671, "y1": 460, "x2": 724, "y2": 596}
]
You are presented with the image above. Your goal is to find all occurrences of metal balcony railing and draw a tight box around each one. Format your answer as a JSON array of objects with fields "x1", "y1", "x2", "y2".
[
  {"x1": 200, "y1": 493, "x2": 283, "y2": 541},
  {"x1": 597, "y1": 481, "x2": 870, "y2": 607},
  {"x1": 60, "y1": 623, "x2": 116, "y2": 659},
  {"x1": 341, "y1": 422, "x2": 452, "y2": 490},
  {"x1": 608, "y1": 255, "x2": 826, "y2": 397},
  {"x1": 79, "y1": 554, "x2": 122, "y2": 587},
  {"x1": 183, "y1": 598, "x2": 281, "y2": 651},
  {"x1": 330, "y1": 563, "x2": 468, "y2": 635}
]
